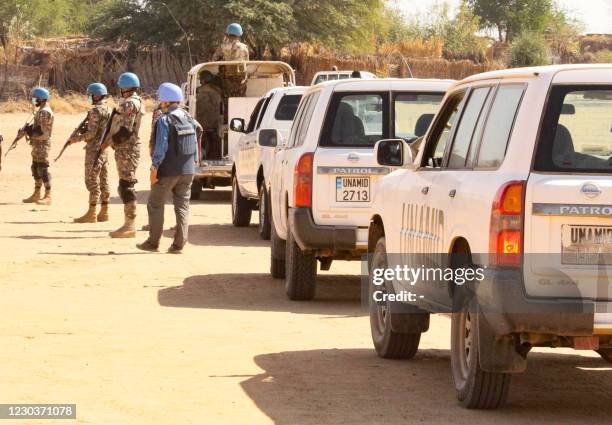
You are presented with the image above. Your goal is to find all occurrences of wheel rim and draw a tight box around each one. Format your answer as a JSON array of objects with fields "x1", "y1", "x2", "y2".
[
  {"x1": 457, "y1": 311, "x2": 473, "y2": 380},
  {"x1": 369, "y1": 249, "x2": 389, "y2": 339}
]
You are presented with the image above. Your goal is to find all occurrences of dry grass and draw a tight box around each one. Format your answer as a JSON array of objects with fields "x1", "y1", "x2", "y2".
[{"x1": 379, "y1": 38, "x2": 444, "y2": 58}]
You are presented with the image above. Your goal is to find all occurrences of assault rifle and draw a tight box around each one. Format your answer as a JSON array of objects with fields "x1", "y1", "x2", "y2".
[
  {"x1": 4, "y1": 116, "x2": 34, "y2": 158},
  {"x1": 54, "y1": 115, "x2": 89, "y2": 162},
  {"x1": 90, "y1": 108, "x2": 118, "y2": 175}
]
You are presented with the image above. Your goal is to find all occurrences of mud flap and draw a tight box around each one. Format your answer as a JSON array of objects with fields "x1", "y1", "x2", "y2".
[{"x1": 477, "y1": 311, "x2": 527, "y2": 373}]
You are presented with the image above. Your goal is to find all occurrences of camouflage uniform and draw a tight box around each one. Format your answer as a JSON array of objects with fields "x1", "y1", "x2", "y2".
[
  {"x1": 71, "y1": 102, "x2": 111, "y2": 205},
  {"x1": 212, "y1": 39, "x2": 250, "y2": 61},
  {"x1": 107, "y1": 92, "x2": 145, "y2": 219},
  {"x1": 29, "y1": 104, "x2": 54, "y2": 190},
  {"x1": 196, "y1": 84, "x2": 223, "y2": 159}
]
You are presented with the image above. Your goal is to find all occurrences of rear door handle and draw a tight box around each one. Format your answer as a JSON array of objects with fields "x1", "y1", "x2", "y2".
[
  {"x1": 421, "y1": 186, "x2": 429, "y2": 195},
  {"x1": 449, "y1": 189, "x2": 456, "y2": 198}
]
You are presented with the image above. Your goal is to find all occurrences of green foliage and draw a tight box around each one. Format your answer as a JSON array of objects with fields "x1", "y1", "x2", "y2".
[
  {"x1": 0, "y1": 0, "x2": 105, "y2": 44},
  {"x1": 546, "y1": 7, "x2": 582, "y2": 63},
  {"x1": 443, "y1": 4, "x2": 487, "y2": 61},
  {"x1": 89, "y1": 0, "x2": 386, "y2": 58},
  {"x1": 509, "y1": 32, "x2": 551, "y2": 67},
  {"x1": 466, "y1": 0, "x2": 554, "y2": 42}
]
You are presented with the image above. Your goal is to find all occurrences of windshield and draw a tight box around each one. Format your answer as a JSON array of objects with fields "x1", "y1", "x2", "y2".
[{"x1": 535, "y1": 86, "x2": 612, "y2": 173}]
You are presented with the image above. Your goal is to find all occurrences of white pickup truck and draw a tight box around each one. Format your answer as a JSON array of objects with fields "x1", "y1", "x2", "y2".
[
  {"x1": 268, "y1": 78, "x2": 453, "y2": 300},
  {"x1": 368, "y1": 64, "x2": 612, "y2": 409},
  {"x1": 183, "y1": 61, "x2": 295, "y2": 197},
  {"x1": 230, "y1": 86, "x2": 306, "y2": 239}
]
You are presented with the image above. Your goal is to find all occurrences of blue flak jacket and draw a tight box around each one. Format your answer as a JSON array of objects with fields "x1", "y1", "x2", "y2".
[{"x1": 153, "y1": 107, "x2": 198, "y2": 178}]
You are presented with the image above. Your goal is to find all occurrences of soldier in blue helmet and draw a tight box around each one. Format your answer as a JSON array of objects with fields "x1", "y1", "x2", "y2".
[
  {"x1": 104, "y1": 72, "x2": 145, "y2": 238},
  {"x1": 137, "y1": 82, "x2": 201, "y2": 254},
  {"x1": 22, "y1": 87, "x2": 54, "y2": 205},
  {"x1": 67, "y1": 82, "x2": 112, "y2": 223},
  {"x1": 212, "y1": 23, "x2": 249, "y2": 61}
]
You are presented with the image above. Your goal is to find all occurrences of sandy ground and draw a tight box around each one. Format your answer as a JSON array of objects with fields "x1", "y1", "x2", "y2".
[{"x1": 0, "y1": 112, "x2": 611, "y2": 425}]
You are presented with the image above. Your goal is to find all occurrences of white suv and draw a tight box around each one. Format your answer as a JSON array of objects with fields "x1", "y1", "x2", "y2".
[
  {"x1": 368, "y1": 65, "x2": 612, "y2": 409},
  {"x1": 269, "y1": 78, "x2": 453, "y2": 300},
  {"x1": 230, "y1": 86, "x2": 306, "y2": 239}
]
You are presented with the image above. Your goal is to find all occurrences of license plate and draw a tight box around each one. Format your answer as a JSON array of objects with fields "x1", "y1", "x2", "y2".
[
  {"x1": 336, "y1": 176, "x2": 370, "y2": 202},
  {"x1": 561, "y1": 225, "x2": 612, "y2": 265}
]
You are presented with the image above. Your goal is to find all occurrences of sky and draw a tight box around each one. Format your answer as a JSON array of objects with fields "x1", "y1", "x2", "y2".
[{"x1": 395, "y1": 0, "x2": 612, "y2": 34}]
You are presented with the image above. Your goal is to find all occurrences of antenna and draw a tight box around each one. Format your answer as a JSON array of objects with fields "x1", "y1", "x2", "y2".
[{"x1": 159, "y1": 0, "x2": 194, "y2": 68}]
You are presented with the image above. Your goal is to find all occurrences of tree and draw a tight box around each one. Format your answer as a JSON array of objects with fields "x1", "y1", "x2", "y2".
[
  {"x1": 443, "y1": 4, "x2": 487, "y2": 61},
  {"x1": 509, "y1": 31, "x2": 550, "y2": 67},
  {"x1": 546, "y1": 7, "x2": 582, "y2": 63},
  {"x1": 90, "y1": 0, "x2": 387, "y2": 59},
  {"x1": 466, "y1": 0, "x2": 553, "y2": 42}
]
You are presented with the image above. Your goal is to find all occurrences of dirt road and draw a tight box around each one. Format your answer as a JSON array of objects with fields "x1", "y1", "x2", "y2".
[{"x1": 0, "y1": 113, "x2": 610, "y2": 425}]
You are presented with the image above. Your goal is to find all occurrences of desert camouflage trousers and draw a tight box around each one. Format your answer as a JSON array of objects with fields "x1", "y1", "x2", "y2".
[
  {"x1": 114, "y1": 142, "x2": 140, "y2": 205},
  {"x1": 31, "y1": 140, "x2": 50, "y2": 164},
  {"x1": 114, "y1": 142, "x2": 140, "y2": 182},
  {"x1": 84, "y1": 148, "x2": 110, "y2": 205}
]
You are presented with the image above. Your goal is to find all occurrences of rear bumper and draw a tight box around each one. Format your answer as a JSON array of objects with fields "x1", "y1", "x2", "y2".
[
  {"x1": 476, "y1": 267, "x2": 596, "y2": 336},
  {"x1": 196, "y1": 160, "x2": 232, "y2": 179},
  {"x1": 289, "y1": 207, "x2": 357, "y2": 252}
]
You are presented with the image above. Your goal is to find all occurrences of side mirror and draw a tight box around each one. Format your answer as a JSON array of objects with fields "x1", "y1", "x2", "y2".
[
  {"x1": 230, "y1": 118, "x2": 246, "y2": 133},
  {"x1": 374, "y1": 139, "x2": 413, "y2": 167},
  {"x1": 258, "y1": 129, "x2": 279, "y2": 147}
]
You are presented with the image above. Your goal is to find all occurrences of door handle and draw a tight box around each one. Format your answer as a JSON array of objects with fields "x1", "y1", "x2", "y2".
[
  {"x1": 421, "y1": 186, "x2": 429, "y2": 195},
  {"x1": 449, "y1": 189, "x2": 456, "y2": 198}
]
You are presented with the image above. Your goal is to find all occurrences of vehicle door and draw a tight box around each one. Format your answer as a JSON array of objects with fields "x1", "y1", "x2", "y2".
[
  {"x1": 525, "y1": 79, "x2": 612, "y2": 303},
  {"x1": 236, "y1": 97, "x2": 266, "y2": 196},
  {"x1": 311, "y1": 90, "x2": 390, "y2": 233},
  {"x1": 246, "y1": 93, "x2": 274, "y2": 196},
  {"x1": 391, "y1": 91, "x2": 467, "y2": 310}
]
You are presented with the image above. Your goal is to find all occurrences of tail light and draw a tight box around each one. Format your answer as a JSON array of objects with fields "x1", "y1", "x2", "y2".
[
  {"x1": 489, "y1": 181, "x2": 525, "y2": 266},
  {"x1": 294, "y1": 153, "x2": 314, "y2": 208}
]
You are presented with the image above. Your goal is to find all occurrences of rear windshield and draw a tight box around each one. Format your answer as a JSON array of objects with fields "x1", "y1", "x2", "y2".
[
  {"x1": 274, "y1": 94, "x2": 303, "y2": 121},
  {"x1": 319, "y1": 91, "x2": 445, "y2": 148},
  {"x1": 535, "y1": 85, "x2": 612, "y2": 174}
]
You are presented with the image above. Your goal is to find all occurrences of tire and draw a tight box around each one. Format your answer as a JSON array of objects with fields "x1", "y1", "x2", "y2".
[
  {"x1": 597, "y1": 349, "x2": 612, "y2": 363},
  {"x1": 270, "y1": 209, "x2": 286, "y2": 279},
  {"x1": 369, "y1": 237, "x2": 421, "y2": 359},
  {"x1": 285, "y1": 229, "x2": 316, "y2": 300},
  {"x1": 451, "y1": 299, "x2": 511, "y2": 409},
  {"x1": 231, "y1": 176, "x2": 252, "y2": 227},
  {"x1": 258, "y1": 184, "x2": 271, "y2": 240},
  {"x1": 190, "y1": 178, "x2": 203, "y2": 200}
]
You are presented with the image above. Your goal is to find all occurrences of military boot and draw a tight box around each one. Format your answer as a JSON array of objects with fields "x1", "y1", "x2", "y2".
[
  {"x1": 36, "y1": 187, "x2": 52, "y2": 206},
  {"x1": 22, "y1": 186, "x2": 42, "y2": 203},
  {"x1": 74, "y1": 204, "x2": 97, "y2": 223},
  {"x1": 97, "y1": 203, "x2": 109, "y2": 222},
  {"x1": 109, "y1": 202, "x2": 136, "y2": 238}
]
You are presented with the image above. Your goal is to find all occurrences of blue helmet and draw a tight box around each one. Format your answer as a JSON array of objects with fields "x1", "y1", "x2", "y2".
[
  {"x1": 226, "y1": 23, "x2": 243, "y2": 37},
  {"x1": 31, "y1": 87, "x2": 50, "y2": 100},
  {"x1": 87, "y1": 82, "x2": 108, "y2": 96},
  {"x1": 117, "y1": 72, "x2": 140, "y2": 89},
  {"x1": 157, "y1": 82, "x2": 183, "y2": 103}
]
